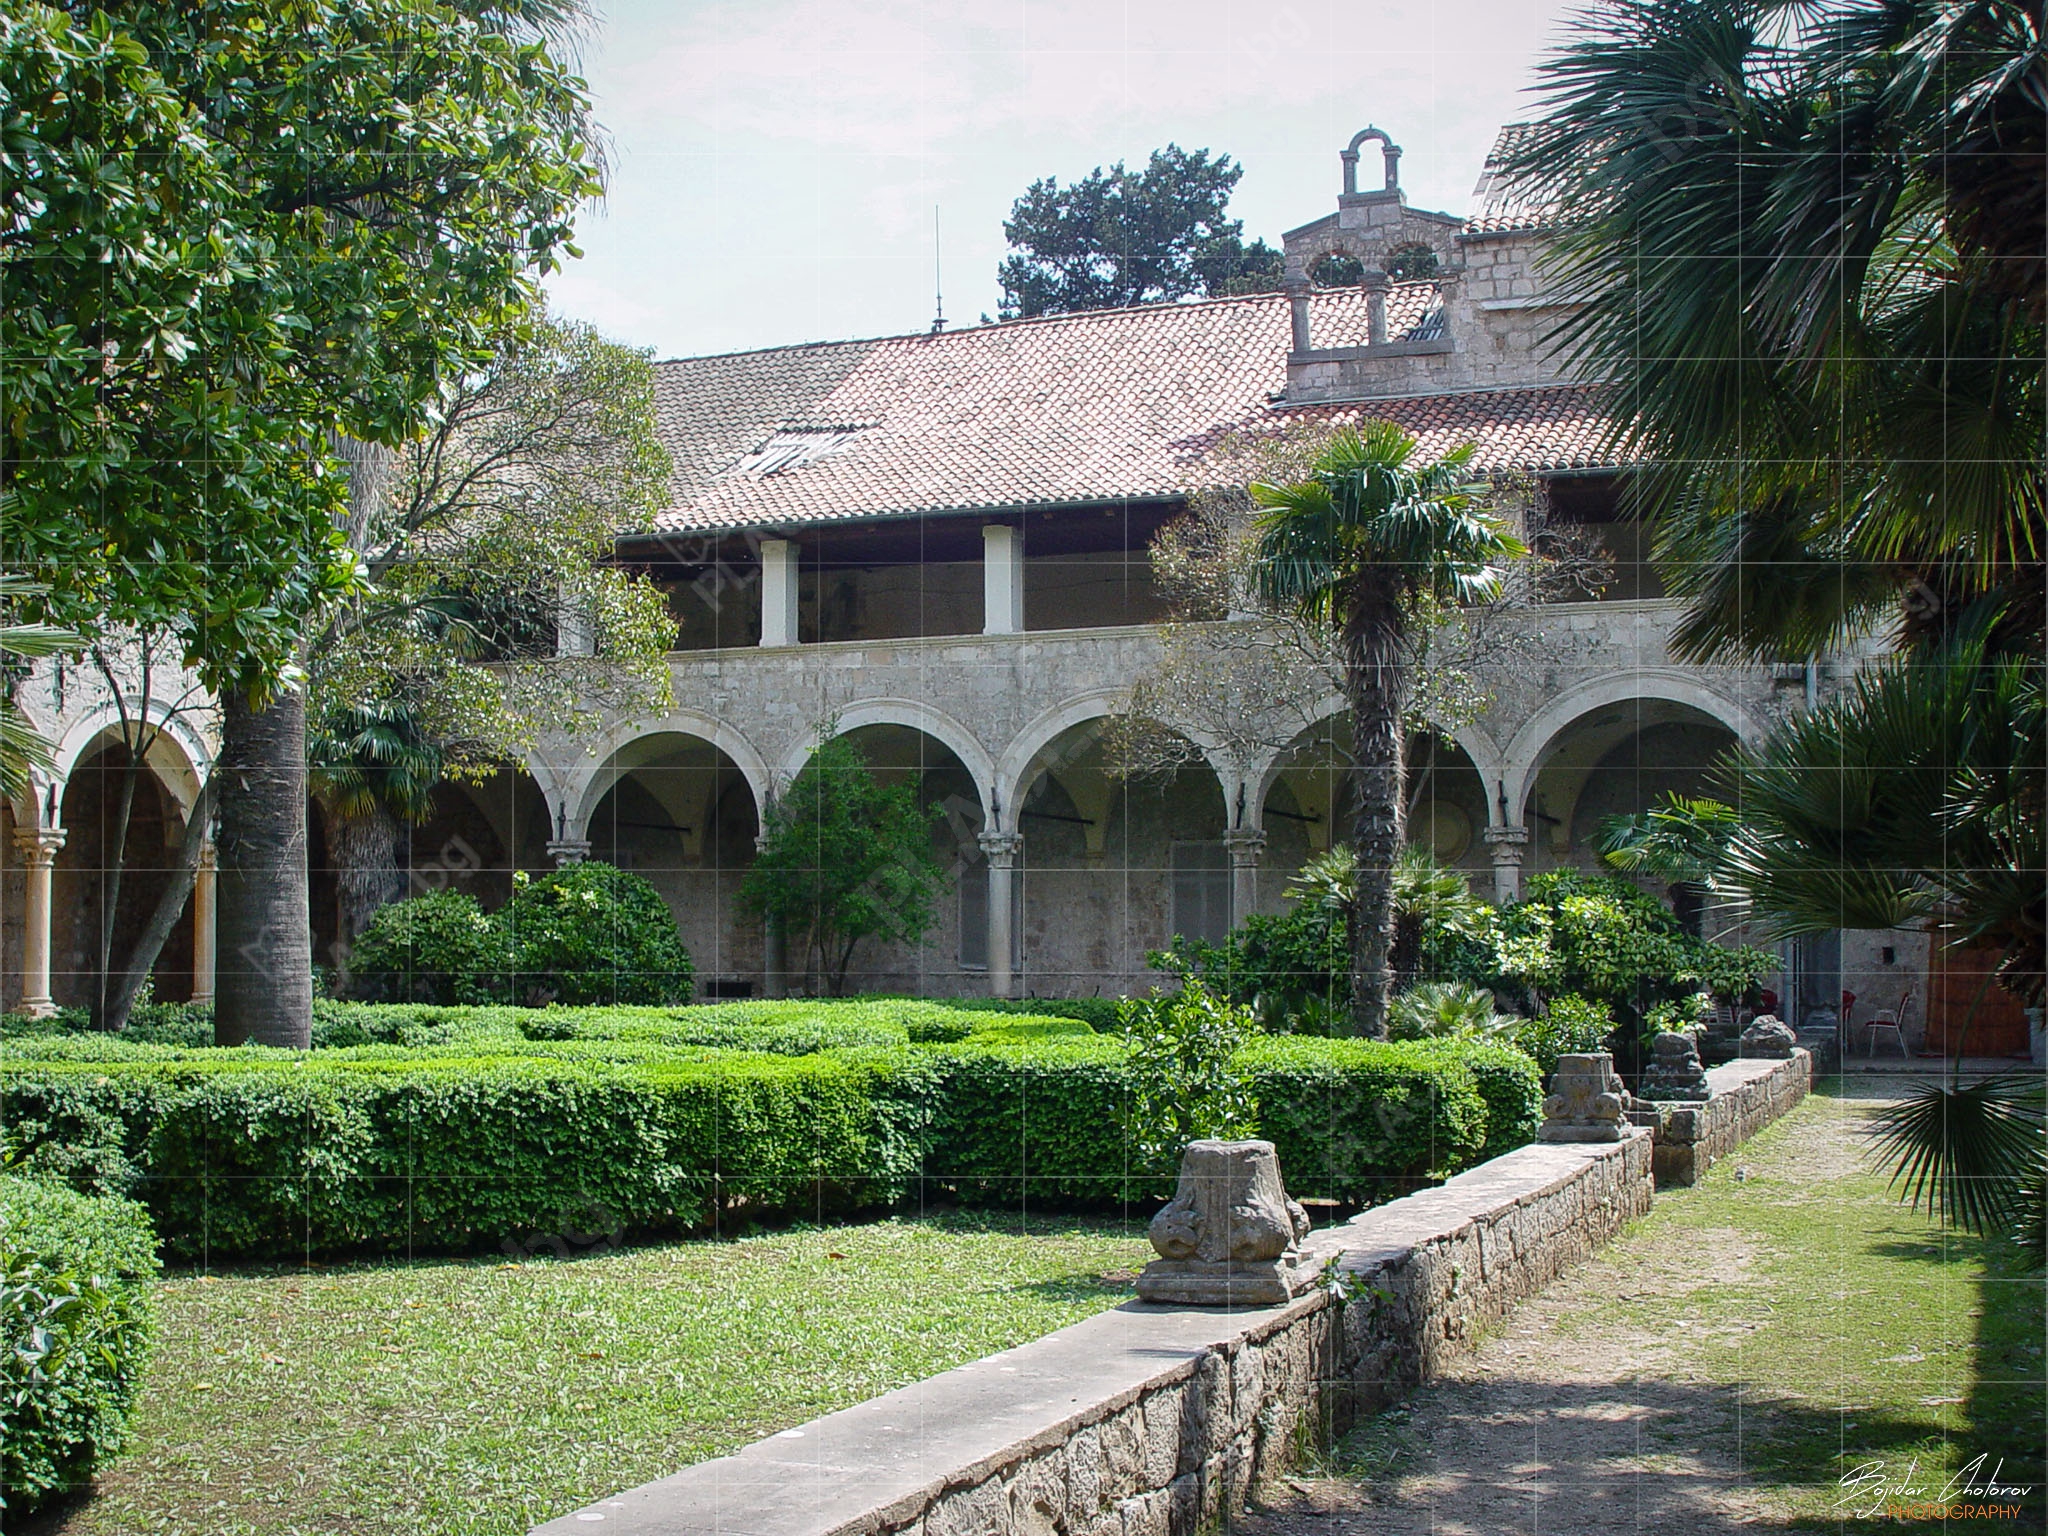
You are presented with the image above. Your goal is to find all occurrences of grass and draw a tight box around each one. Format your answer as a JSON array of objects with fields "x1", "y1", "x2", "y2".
[
  {"x1": 1602, "y1": 1084, "x2": 2046, "y2": 1528},
  {"x1": 1316, "y1": 1081, "x2": 2046, "y2": 1532},
  {"x1": 33, "y1": 1212, "x2": 1151, "y2": 1536}
]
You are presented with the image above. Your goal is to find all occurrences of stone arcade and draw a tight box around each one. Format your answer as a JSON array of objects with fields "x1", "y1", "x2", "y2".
[{"x1": 0, "y1": 126, "x2": 1924, "y2": 1019}]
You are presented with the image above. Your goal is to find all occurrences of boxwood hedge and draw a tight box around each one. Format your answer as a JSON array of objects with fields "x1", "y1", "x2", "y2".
[
  {"x1": 0, "y1": 1175, "x2": 158, "y2": 1514},
  {"x1": 0, "y1": 1000, "x2": 1540, "y2": 1262}
]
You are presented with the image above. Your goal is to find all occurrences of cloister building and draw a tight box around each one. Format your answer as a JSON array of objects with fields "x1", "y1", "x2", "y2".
[{"x1": 0, "y1": 126, "x2": 1931, "y2": 1031}]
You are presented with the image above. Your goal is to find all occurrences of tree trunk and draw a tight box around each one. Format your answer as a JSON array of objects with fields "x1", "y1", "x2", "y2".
[
  {"x1": 87, "y1": 744, "x2": 142, "y2": 1031},
  {"x1": 214, "y1": 686, "x2": 313, "y2": 1047},
  {"x1": 102, "y1": 780, "x2": 215, "y2": 1032},
  {"x1": 322, "y1": 798, "x2": 405, "y2": 976},
  {"x1": 1343, "y1": 573, "x2": 1408, "y2": 1039}
]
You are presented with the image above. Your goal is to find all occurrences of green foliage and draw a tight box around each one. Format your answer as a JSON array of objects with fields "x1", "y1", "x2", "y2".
[
  {"x1": 1117, "y1": 981, "x2": 1258, "y2": 1165},
  {"x1": 1871, "y1": 1073, "x2": 2047, "y2": 1262},
  {"x1": 1388, "y1": 982, "x2": 1512, "y2": 1043},
  {"x1": 1643, "y1": 992, "x2": 1714, "y2": 1043},
  {"x1": 1596, "y1": 793, "x2": 1743, "y2": 888},
  {"x1": 1509, "y1": 1, "x2": 2045, "y2": 1009},
  {"x1": 316, "y1": 312, "x2": 678, "y2": 768},
  {"x1": 996, "y1": 144, "x2": 1281, "y2": 319},
  {"x1": 0, "y1": 576, "x2": 79, "y2": 800},
  {"x1": 1511, "y1": 994, "x2": 1616, "y2": 1077},
  {"x1": 739, "y1": 734, "x2": 949, "y2": 994},
  {"x1": 0, "y1": 1001, "x2": 1537, "y2": 1259},
  {"x1": 502, "y1": 864, "x2": 696, "y2": 1008},
  {"x1": 348, "y1": 891, "x2": 512, "y2": 1007},
  {"x1": 2, "y1": 0, "x2": 600, "y2": 694},
  {"x1": 0, "y1": 1174, "x2": 158, "y2": 1513}
]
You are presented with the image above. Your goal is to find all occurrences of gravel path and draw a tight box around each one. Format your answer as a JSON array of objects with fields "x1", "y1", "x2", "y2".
[{"x1": 1236, "y1": 1096, "x2": 1881, "y2": 1536}]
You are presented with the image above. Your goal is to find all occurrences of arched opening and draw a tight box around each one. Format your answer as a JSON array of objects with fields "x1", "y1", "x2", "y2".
[
  {"x1": 1261, "y1": 719, "x2": 1492, "y2": 893},
  {"x1": 1011, "y1": 718, "x2": 1227, "y2": 996},
  {"x1": 1519, "y1": 699, "x2": 1741, "y2": 881},
  {"x1": 1309, "y1": 251, "x2": 1364, "y2": 289},
  {"x1": 50, "y1": 740, "x2": 198, "y2": 1008},
  {"x1": 411, "y1": 767, "x2": 555, "y2": 911},
  {"x1": 584, "y1": 735, "x2": 762, "y2": 995},
  {"x1": 785, "y1": 722, "x2": 980, "y2": 996}
]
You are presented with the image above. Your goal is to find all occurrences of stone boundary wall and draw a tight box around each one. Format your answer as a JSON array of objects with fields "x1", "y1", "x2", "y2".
[
  {"x1": 1647, "y1": 1049, "x2": 1811, "y2": 1188},
  {"x1": 533, "y1": 1132, "x2": 1654, "y2": 1536}
]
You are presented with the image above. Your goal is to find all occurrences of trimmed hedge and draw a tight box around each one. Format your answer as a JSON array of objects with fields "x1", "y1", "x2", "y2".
[
  {"x1": 0, "y1": 1001, "x2": 1540, "y2": 1262},
  {"x1": 0, "y1": 1175, "x2": 158, "y2": 1514}
]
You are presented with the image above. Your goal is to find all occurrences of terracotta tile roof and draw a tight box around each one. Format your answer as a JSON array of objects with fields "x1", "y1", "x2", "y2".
[
  {"x1": 647, "y1": 286, "x2": 1615, "y2": 536},
  {"x1": 1463, "y1": 123, "x2": 1552, "y2": 236}
]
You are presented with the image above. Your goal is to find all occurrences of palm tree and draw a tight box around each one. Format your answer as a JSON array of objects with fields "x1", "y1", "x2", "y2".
[
  {"x1": 308, "y1": 700, "x2": 445, "y2": 968},
  {"x1": 1508, "y1": 0, "x2": 2045, "y2": 1260},
  {"x1": 0, "y1": 576, "x2": 79, "y2": 801},
  {"x1": 1504, "y1": 0, "x2": 2044, "y2": 989},
  {"x1": 1249, "y1": 423, "x2": 1525, "y2": 1036}
]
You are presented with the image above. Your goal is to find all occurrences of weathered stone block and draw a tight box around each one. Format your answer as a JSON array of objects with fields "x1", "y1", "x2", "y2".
[
  {"x1": 1007, "y1": 1451, "x2": 1066, "y2": 1536},
  {"x1": 926, "y1": 1478, "x2": 1009, "y2": 1536}
]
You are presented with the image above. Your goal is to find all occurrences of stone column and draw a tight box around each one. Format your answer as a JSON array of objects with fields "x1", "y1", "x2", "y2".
[
  {"x1": 758, "y1": 538, "x2": 800, "y2": 648},
  {"x1": 1483, "y1": 825, "x2": 1528, "y2": 904},
  {"x1": 13, "y1": 828, "x2": 65, "y2": 1018},
  {"x1": 190, "y1": 842, "x2": 217, "y2": 1006},
  {"x1": 980, "y1": 830, "x2": 1022, "y2": 998},
  {"x1": 545, "y1": 838, "x2": 592, "y2": 867},
  {"x1": 1283, "y1": 258, "x2": 1312, "y2": 353},
  {"x1": 982, "y1": 525, "x2": 1023, "y2": 635},
  {"x1": 1223, "y1": 827, "x2": 1266, "y2": 928},
  {"x1": 1362, "y1": 267, "x2": 1391, "y2": 346}
]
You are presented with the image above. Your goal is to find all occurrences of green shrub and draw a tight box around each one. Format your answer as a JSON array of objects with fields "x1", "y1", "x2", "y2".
[
  {"x1": 502, "y1": 862, "x2": 695, "y2": 1007},
  {"x1": 347, "y1": 890, "x2": 511, "y2": 1006},
  {"x1": 943, "y1": 996, "x2": 1119, "y2": 1033},
  {"x1": 0, "y1": 1002, "x2": 1540, "y2": 1259},
  {"x1": 1118, "y1": 981, "x2": 1257, "y2": 1163},
  {"x1": 0, "y1": 1175, "x2": 158, "y2": 1514},
  {"x1": 1244, "y1": 1036, "x2": 1492, "y2": 1204},
  {"x1": 1508, "y1": 993, "x2": 1616, "y2": 1077},
  {"x1": 1388, "y1": 981, "x2": 1513, "y2": 1042},
  {"x1": 1411, "y1": 1039, "x2": 1544, "y2": 1158}
]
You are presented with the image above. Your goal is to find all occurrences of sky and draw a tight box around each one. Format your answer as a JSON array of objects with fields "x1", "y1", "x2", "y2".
[{"x1": 544, "y1": 0, "x2": 1586, "y2": 361}]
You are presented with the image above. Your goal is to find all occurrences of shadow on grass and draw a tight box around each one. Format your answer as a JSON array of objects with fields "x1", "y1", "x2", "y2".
[{"x1": 1283, "y1": 1374, "x2": 2045, "y2": 1536}]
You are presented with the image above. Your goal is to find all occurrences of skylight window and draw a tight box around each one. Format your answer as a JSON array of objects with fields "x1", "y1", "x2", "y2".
[{"x1": 726, "y1": 426, "x2": 869, "y2": 478}]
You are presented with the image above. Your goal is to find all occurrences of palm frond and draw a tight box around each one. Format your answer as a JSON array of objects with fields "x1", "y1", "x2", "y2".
[{"x1": 1870, "y1": 1073, "x2": 2046, "y2": 1237}]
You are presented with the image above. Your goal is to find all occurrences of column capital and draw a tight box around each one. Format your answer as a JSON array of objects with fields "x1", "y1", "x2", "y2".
[
  {"x1": 1483, "y1": 825, "x2": 1529, "y2": 862},
  {"x1": 1222, "y1": 827, "x2": 1268, "y2": 867},
  {"x1": 12, "y1": 827, "x2": 65, "y2": 864},
  {"x1": 978, "y1": 830, "x2": 1023, "y2": 867},
  {"x1": 196, "y1": 840, "x2": 218, "y2": 873},
  {"x1": 545, "y1": 838, "x2": 593, "y2": 867}
]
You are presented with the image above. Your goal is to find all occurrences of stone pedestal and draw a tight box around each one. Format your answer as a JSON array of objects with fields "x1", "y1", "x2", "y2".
[
  {"x1": 1538, "y1": 1052, "x2": 1629, "y2": 1142},
  {"x1": 1740, "y1": 1016, "x2": 1797, "y2": 1059},
  {"x1": 1637, "y1": 1031, "x2": 1710, "y2": 1101},
  {"x1": 1137, "y1": 1139, "x2": 1312, "y2": 1306}
]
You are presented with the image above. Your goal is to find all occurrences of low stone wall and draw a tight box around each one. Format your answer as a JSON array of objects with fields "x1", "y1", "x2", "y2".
[
  {"x1": 1648, "y1": 1049, "x2": 1811, "y2": 1187},
  {"x1": 532, "y1": 1132, "x2": 1655, "y2": 1536}
]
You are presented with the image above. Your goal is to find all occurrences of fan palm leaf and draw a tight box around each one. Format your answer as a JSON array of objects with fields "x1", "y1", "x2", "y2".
[
  {"x1": 1870, "y1": 1073, "x2": 2046, "y2": 1242},
  {"x1": 0, "y1": 576, "x2": 80, "y2": 802}
]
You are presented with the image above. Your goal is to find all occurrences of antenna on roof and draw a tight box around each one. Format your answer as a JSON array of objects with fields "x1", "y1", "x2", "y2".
[{"x1": 930, "y1": 205, "x2": 946, "y2": 333}]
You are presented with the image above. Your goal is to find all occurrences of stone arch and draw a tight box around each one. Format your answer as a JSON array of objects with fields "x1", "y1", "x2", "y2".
[
  {"x1": 564, "y1": 709, "x2": 772, "y2": 834},
  {"x1": 1248, "y1": 696, "x2": 1504, "y2": 826},
  {"x1": 781, "y1": 699, "x2": 995, "y2": 821},
  {"x1": 1501, "y1": 671, "x2": 1766, "y2": 821},
  {"x1": 49, "y1": 702, "x2": 211, "y2": 826},
  {"x1": 1342, "y1": 126, "x2": 1401, "y2": 196}
]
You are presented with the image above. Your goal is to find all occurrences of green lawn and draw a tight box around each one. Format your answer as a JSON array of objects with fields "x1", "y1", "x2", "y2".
[
  {"x1": 1319, "y1": 1082, "x2": 2047, "y2": 1532},
  {"x1": 39, "y1": 1214, "x2": 1151, "y2": 1536},
  {"x1": 1609, "y1": 1085, "x2": 2046, "y2": 1528}
]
